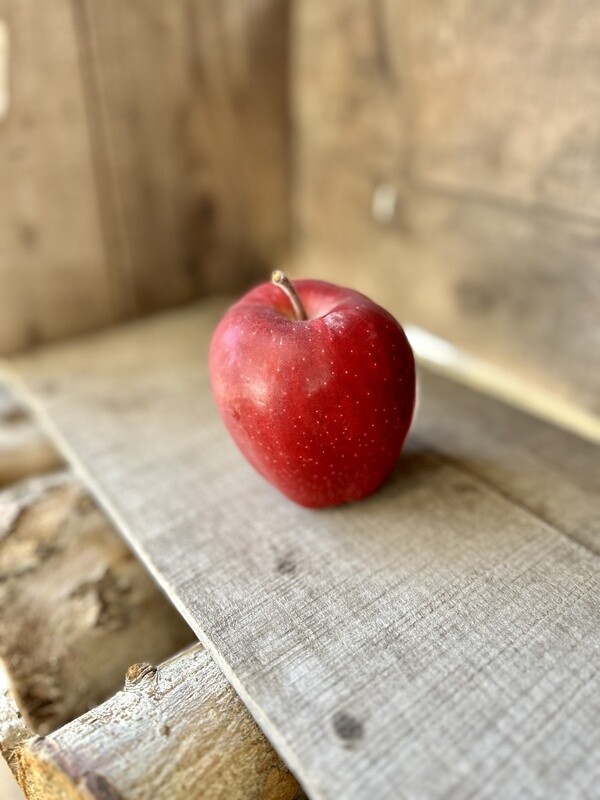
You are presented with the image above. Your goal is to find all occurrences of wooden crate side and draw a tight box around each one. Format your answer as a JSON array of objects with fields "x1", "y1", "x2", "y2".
[
  {"x1": 0, "y1": 0, "x2": 290, "y2": 353},
  {"x1": 398, "y1": 0, "x2": 600, "y2": 217},
  {"x1": 293, "y1": 0, "x2": 600, "y2": 417},
  {"x1": 0, "y1": 0, "x2": 115, "y2": 353},
  {"x1": 76, "y1": 0, "x2": 291, "y2": 308}
]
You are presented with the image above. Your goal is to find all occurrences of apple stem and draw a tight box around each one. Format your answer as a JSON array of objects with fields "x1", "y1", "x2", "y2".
[{"x1": 271, "y1": 270, "x2": 307, "y2": 321}]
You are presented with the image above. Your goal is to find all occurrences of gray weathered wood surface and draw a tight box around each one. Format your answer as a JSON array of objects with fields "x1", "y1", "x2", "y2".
[
  {"x1": 417, "y1": 370, "x2": 600, "y2": 555},
  {"x1": 4, "y1": 303, "x2": 599, "y2": 800},
  {"x1": 0, "y1": 377, "x2": 302, "y2": 799}
]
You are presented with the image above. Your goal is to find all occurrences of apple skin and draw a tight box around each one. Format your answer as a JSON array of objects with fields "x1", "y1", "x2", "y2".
[{"x1": 209, "y1": 278, "x2": 416, "y2": 509}]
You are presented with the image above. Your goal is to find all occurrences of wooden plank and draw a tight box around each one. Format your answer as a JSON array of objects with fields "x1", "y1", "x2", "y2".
[
  {"x1": 0, "y1": 382, "x2": 301, "y2": 798},
  {"x1": 4, "y1": 304, "x2": 600, "y2": 799},
  {"x1": 6, "y1": 645, "x2": 302, "y2": 800},
  {"x1": 406, "y1": 326, "x2": 600, "y2": 444},
  {"x1": 293, "y1": 0, "x2": 600, "y2": 417},
  {"x1": 75, "y1": 0, "x2": 290, "y2": 308},
  {"x1": 416, "y1": 369, "x2": 600, "y2": 555},
  {"x1": 0, "y1": 0, "x2": 289, "y2": 353},
  {"x1": 0, "y1": 0, "x2": 115, "y2": 353},
  {"x1": 177, "y1": 0, "x2": 290, "y2": 294},
  {"x1": 397, "y1": 0, "x2": 600, "y2": 218}
]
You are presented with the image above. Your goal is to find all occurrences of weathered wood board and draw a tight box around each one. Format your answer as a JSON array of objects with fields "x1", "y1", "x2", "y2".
[
  {"x1": 293, "y1": 0, "x2": 600, "y2": 417},
  {"x1": 417, "y1": 370, "x2": 600, "y2": 555},
  {"x1": 73, "y1": 0, "x2": 290, "y2": 304},
  {"x1": 0, "y1": 378, "x2": 302, "y2": 798},
  {"x1": 4, "y1": 303, "x2": 599, "y2": 799},
  {"x1": 11, "y1": 645, "x2": 303, "y2": 800}
]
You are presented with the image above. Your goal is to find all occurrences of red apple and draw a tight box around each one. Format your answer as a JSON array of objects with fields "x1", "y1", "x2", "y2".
[{"x1": 209, "y1": 272, "x2": 415, "y2": 508}]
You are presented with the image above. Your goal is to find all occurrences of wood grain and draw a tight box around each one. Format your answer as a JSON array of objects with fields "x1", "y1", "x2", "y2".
[
  {"x1": 0, "y1": 376, "x2": 302, "y2": 798},
  {"x1": 5, "y1": 303, "x2": 599, "y2": 799},
  {"x1": 0, "y1": 470, "x2": 194, "y2": 734},
  {"x1": 0, "y1": 0, "x2": 114, "y2": 353},
  {"x1": 12, "y1": 645, "x2": 303, "y2": 800},
  {"x1": 416, "y1": 369, "x2": 600, "y2": 555},
  {"x1": 75, "y1": 0, "x2": 290, "y2": 307},
  {"x1": 398, "y1": 0, "x2": 600, "y2": 218},
  {"x1": 0, "y1": 0, "x2": 289, "y2": 352},
  {"x1": 293, "y1": 0, "x2": 600, "y2": 417}
]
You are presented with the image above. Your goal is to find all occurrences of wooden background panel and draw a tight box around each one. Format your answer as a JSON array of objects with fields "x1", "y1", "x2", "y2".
[
  {"x1": 398, "y1": 0, "x2": 600, "y2": 217},
  {"x1": 0, "y1": 0, "x2": 289, "y2": 353},
  {"x1": 76, "y1": 0, "x2": 290, "y2": 307},
  {"x1": 0, "y1": 0, "x2": 114, "y2": 353},
  {"x1": 297, "y1": 162, "x2": 600, "y2": 415},
  {"x1": 6, "y1": 304, "x2": 599, "y2": 799},
  {"x1": 294, "y1": 0, "x2": 600, "y2": 417},
  {"x1": 184, "y1": 0, "x2": 290, "y2": 294},
  {"x1": 291, "y1": 1, "x2": 404, "y2": 175}
]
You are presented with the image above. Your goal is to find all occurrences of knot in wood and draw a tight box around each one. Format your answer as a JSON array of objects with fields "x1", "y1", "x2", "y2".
[{"x1": 124, "y1": 662, "x2": 156, "y2": 690}]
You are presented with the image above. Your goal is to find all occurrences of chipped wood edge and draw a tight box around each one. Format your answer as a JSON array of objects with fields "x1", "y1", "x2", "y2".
[
  {"x1": 0, "y1": 683, "x2": 32, "y2": 776},
  {"x1": 12, "y1": 646, "x2": 304, "y2": 800}
]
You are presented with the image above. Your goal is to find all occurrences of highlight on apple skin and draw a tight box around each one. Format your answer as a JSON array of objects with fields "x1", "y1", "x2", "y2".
[{"x1": 209, "y1": 272, "x2": 416, "y2": 509}]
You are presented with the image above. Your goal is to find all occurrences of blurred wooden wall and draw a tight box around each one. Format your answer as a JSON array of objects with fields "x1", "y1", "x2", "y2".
[
  {"x1": 294, "y1": 1, "x2": 600, "y2": 416},
  {"x1": 0, "y1": 0, "x2": 289, "y2": 354},
  {"x1": 2, "y1": 0, "x2": 598, "y2": 419}
]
